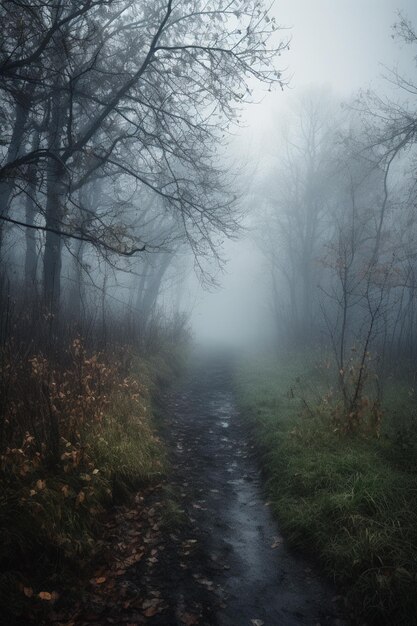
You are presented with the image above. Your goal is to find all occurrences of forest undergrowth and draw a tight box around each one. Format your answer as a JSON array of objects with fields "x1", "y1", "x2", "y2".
[
  {"x1": 0, "y1": 308, "x2": 186, "y2": 624},
  {"x1": 236, "y1": 352, "x2": 417, "y2": 626}
]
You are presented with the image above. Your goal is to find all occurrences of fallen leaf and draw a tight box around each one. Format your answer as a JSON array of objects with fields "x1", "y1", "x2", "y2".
[
  {"x1": 115, "y1": 568, "x2": 126, "y2": 577},
  {"x1": 95, "y1": 576, "x2": 106, "y2": 584},
  {"x1": 23, "y1": 587, "x2": 33, "y2": 598},
  {"x1": 76, "y1": 490, "x2": 85, "y2": 505},
  {"x1": 61, "y1": 484, "x2": 70, "y2": 497},
  {"x1": 143, "y1": 606, "x2": 158, "y2": 617},
  {"x1": 36, "y1": 479, "x2": 46, "y2": 491},
  {"x1": 271, "y1": 536, "x2": 283, "y2": 548},
  {"x1": 38, "y1": 591, "x2": 52, "y2": 601},
  {"x1": 251, "y1": 620, "x2": 264, "y2": 626},
  {"x1": 196, "y1": 577, "x2": 214, "y2": 589}
]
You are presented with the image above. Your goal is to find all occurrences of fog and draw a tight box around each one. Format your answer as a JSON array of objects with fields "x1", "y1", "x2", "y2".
[
  {"x1": 189, "y1": 0, "x2": 417, "y2": 349},
  {"x1": 2, "y1": 0, "x2": 417, "y2": 359}
]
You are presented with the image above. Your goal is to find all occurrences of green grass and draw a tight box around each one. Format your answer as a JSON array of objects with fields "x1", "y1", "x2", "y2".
[
  {"x1": 88, "y1": 387, "x2": 166, "y2": 491},
  {"x1": 236, "y1": 353, "x2": 417, "y2": 625}
]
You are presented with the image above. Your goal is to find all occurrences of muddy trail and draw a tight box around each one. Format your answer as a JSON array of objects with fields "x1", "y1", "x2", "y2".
[
  {"x1": 51, "y1": 354, "x2": 347, "y2": 626},
  {"x1": 155, "y1": 353, "x2": 346, "y2": 626}
]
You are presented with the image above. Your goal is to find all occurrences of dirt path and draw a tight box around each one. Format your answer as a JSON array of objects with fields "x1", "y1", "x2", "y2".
[
  {"x1": 53, "y1": 354, "x2": 347, "y2": 626},
  {"x1": 160, "y1": 353, "x2": 347, "y2": 626}
]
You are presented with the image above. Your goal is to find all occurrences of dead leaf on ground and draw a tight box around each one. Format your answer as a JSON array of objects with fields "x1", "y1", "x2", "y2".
[
  {"x1": 76, "y1": 490, "x2": 85, "y2": 505},
  {"x1": 114, "y1": 568, "x2": 126, "y2": 577},
  {"x1": 143, "y1": 606, "x2": 159, "y2": 617},
  {"x1": 271, "y1": 536, "x2": 283, "y2": 548},
  {"x1": 194, "y1": 576, "x2": 214, "y2": 589},
  {"x1": 251, "y1": 620, "x2": 264, "y2": 626},
  {"x1": 94, "y1": 576, "x2": 106, "y2": 584},
  {"x1": 23, "y1": 587, "x2": 33, "y2": 598},
  {"x1": 38, "y1": 591, "x2": 52, "y2": 601}
]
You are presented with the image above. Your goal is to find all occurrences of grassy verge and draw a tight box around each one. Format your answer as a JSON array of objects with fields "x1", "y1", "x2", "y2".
[
  {"x1": 0, "y1": 340, "x2": 184, "y2": 623},
  {"x1": 236, "y1": 352, "x2": 417, "y2": 625}
]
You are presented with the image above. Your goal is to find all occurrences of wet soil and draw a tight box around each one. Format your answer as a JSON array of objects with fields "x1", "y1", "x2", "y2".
[
  {"x1": 51, "y1": 353, "x2": 347, "y2": 626},
  {"x1": 157, "y1": 353, "x2": 347, "y2": 626}
]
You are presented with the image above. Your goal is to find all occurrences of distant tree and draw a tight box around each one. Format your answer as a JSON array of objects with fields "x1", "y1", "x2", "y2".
[
  {"x1": 354, "y1": 13, "x2": 417, "y2": 249},
  {"x1": 257, "y1": 89, "x2": 339, "y2": 345}
]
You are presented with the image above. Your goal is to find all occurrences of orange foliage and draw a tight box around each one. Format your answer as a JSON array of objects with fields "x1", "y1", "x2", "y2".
[{"x1": 0, "y1": 338, "x2": 145, "y2": 477}]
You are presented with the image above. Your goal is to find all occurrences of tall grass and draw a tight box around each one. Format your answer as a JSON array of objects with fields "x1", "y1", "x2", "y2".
[{"x1": 236, "y1": 353, "x2": 417, "y2": 625}]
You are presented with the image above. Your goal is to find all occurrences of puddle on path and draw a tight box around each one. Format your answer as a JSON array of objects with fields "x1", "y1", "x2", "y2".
[{"x1": 167, "y1": 356, "x2": 348, "y2": 626}]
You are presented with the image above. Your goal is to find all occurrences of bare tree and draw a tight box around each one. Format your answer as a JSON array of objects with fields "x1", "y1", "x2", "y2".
[
  {"x1": 0, "y1": 0, "x2": 288, "y2": 315},
  {"x1": 257, "y1": 89, "x2": 338, "y2": 345}
]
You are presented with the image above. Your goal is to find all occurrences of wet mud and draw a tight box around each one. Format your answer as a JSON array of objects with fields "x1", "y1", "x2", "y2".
[{"x1": 162, "y1": 353, "x2": 347, "y2": 626}]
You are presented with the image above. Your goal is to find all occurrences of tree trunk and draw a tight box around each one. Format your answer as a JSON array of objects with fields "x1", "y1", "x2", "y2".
[
  {"x1": 140, "y1": 253, "x2": 171, "y2": 336},
  {"x1": 42, "y1": 75, "x2": 65, "y2": 315},
  {"x1": 69, "y1": 239, "x2": 85, "y2": 321},
  {"x1": 43, "y1": 159, "x2": 65, "y2": 314},
  {"x1": 24, "y1": 130, "x2": 40, "y2": 286},
  {"x1": 0, "y1": 98, "x2": 29, "y2": 254}
]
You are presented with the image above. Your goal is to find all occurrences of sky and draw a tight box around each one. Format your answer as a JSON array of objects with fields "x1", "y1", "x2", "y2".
[
  {"x1": 189, "y1": 0, "x2": 417, "y2": 347},
  {"x1": 273, "y1": 0, "x2": 417, "y2": 94},
  {"x1": 243, "y1": 0, "x2": 417, "y2": 145}
]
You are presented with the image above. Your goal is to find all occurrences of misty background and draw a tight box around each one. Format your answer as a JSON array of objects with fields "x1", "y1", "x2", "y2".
[{"x1": 191, "y1": 0, "x2": 417, "y2": 348}]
